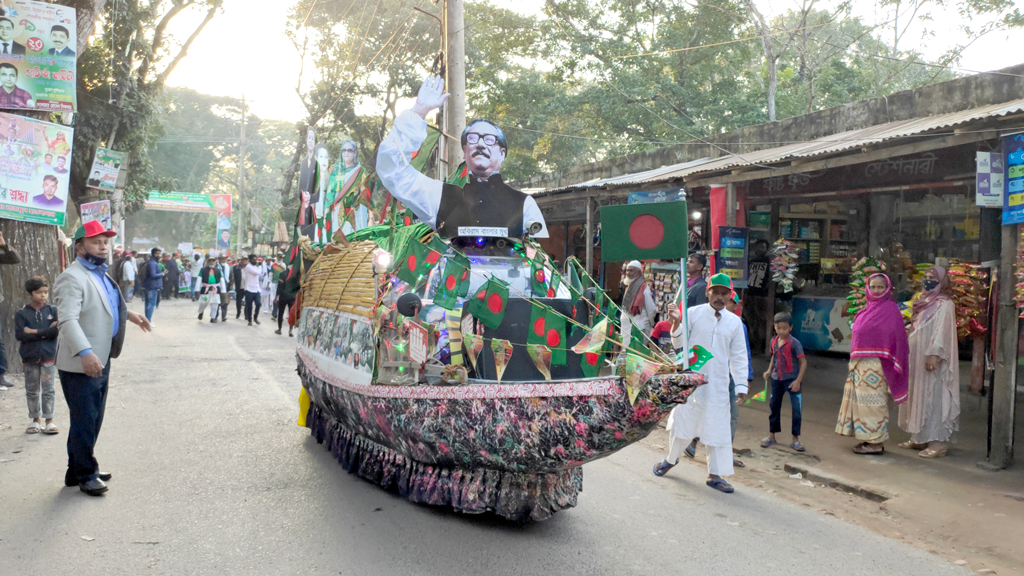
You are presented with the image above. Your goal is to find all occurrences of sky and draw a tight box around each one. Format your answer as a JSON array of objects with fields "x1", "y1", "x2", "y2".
[{"x1": 165, "y1": 0, "x2": 1024, "y2": 123}]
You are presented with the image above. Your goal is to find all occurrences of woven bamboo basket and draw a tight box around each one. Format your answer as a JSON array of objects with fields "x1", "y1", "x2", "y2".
[{"x1": 300, "y1": 240, "x2": 378, "y2": 318}]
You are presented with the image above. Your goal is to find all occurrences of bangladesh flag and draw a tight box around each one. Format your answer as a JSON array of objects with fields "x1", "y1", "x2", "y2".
[
  {"x1": 530, "y1": 254, "x2": 547, "y2": 296},
  {"x1": 567, "y1": 262, "x2": 584, "y2": 299},
  {"x1": 400, "y1": 208, "x2": 416, "y2": 227},
  {"x1": 465, "y1": 276, "x2": 510, "y2": 330},
  {"x1": 527, "y1": 302, "x2": 568, "y2": 365},
  {"x1": 412, "y1": 125, "x2": 442, "y2": 172},
  {"x1": 686, "y1": 344, "x2": 714, "y2": 371},
  {"x1": 626, "y1": 323, "x2": 651, "y2": 358},
  {"x1": 433, "y1": 256, "x2": 470, "y2": 310},
  {"x1": 600, "y1": 200, "x2": 689, "y2": 262},
  {"x1": 394, "y1": 240, "x2": 441, "y2": 287},
  {"x1": 446, "y1": 162, "x2": 470, "y2": 187},
  {"x1": 546, "y1": 270, "x2": 562, "y2": 298}
]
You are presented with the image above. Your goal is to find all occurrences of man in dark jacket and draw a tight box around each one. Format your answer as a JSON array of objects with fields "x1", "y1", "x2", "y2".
[
  {"x1": 142, "y1": 248, "x2": 165, "y2": 324},
  {"x1": 15, "y1": 276, "x2": 59, "y2": 434},
  {"x1": 232, "y1": 258, "x2": 245, "y2": 319},
  {"x1": 162, "y1": 253, "x2": 180, "y2": 300},
  {"x1": 0, "y1": 229, "x2": 21, "y2": 389}
]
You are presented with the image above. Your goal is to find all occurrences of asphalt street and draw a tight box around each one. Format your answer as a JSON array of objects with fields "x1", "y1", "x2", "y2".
[{"x1": 0, "y1": 298, "x2": 969, "y2": 576}]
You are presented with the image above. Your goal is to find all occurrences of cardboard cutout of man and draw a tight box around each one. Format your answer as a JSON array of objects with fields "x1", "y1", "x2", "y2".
[
  {"x1": 313, "y1": 144, "x2": 330, "y2": 244},
  {"x1": 377, "y1": 75, "x2": 548, "y2": 239},
  {"x1": 296, "y1": 127, "x2": 319, "y2": 240}
]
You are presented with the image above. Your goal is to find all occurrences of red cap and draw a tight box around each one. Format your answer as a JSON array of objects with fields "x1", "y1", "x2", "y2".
[{"x1": 73, "y1": 220, "x2": 117, "y2": 241}]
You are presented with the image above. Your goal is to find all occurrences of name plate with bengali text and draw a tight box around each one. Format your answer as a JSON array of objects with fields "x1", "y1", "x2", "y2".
[{"x1": 458, "y1": 227, "x2": 508, "y2": 237}]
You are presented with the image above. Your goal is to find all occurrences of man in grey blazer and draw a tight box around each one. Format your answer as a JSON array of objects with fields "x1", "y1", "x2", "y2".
[{"x1": 53, "y1": 221, "x2": 151, "y2": 496}]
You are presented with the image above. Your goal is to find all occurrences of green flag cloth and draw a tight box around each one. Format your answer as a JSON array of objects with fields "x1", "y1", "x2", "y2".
[
  {"x1": 393, "y1": 240, "x2": 441, "y2": 287},
  {"x1": 446, "y1": 162, "x2": 470, "y2": 187},
  {"x1": 527, "y1": 302, "x2": 568, "y2": 365},
  {"x1": 685, "y1": 344, "x2": 714, "y2": 371},
  {"x1": 465, "y1": 276, "x2": 510, "y2": 330},
  {"x1": 400, "y1": 209, "x2": 416, "y2": 227},
  {"x1": 434, "y1": 257, "x2": 470, "y2": 311},
  {"x1": 600, "y1": 200, "x2": 689, "y2": 261},
  {"x1": 546, "y1": 270, "x2": 562, "y2": 298},
  {"x1": 626, "y1": 323, "x2": 650, "y2": 358},
  {"x1": 567, "y1": 262, "x2": 584, "y2": 299},
  {"x1": 530, "y1": 254, "x2": 547, "y2": 296}
]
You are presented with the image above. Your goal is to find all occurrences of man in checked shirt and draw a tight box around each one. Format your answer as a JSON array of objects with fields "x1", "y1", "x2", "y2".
[{"x1": 0, "y1": 63, "x2": 33, "y2": 109}]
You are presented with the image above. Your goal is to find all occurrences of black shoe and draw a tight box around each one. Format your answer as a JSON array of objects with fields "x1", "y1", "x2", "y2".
[
  {"x1": 211, "y1": 318, "x2": 218, "y2": 323},
  {"x1": 236, "y1": 312, "x2": 241, "y2": 319},
  {"x1": 79, "y1": 478, "x2": 108, "y2": 496},
  {"x1": 289, "y1": 330, "x2": 294, "y2": 337},
  {"x1": 275, "y1": 328, "x2": 282, "y2": 335},
  {"x1": 98, "y1": 471, "x2": 112, "y2": 481},
  {"x1": 198, "y1": 312, "x2": 203, "y2": 320},
  {"x1": 254, "y1": 318, "x2": 260, "y2": 325},
  {"x1": 248, "y1": 321, "x2": 252, "y2": 326},
  {"x1": 64, "y1": 471, "x2": 109, "y2": 486}
]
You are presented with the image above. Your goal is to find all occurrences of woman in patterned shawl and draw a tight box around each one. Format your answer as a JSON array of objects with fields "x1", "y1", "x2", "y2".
[{"x1": 835, "y1": 273, "x2": 909, "y2": 455}]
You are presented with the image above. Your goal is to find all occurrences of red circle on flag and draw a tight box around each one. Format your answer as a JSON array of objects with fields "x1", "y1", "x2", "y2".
[
  {"x1": 426, "y1": 251, "x2": 440, "y2": 265},
  {"x1": 533, "y1": 317, "x2": 546, "y2": 337},
  {"x1": 461, "y1": 269, "x2": 469, "y2": 281},
  {"x1": 535, "y1": 270, "x2": 544, "y2": 282},
  {"x1": 585, "y1": 352, "x2": 598, "y2": 365},
  {"x1": 406, "y1": 254, "x2": 417, "y2": 271},
  {"x1": 547, "y1": 288, "x2": 555, "y2": 298},
  {"x1": 445, "y1": 275, "x2": 456, "y2": 290},
  {"x1": 629, "y1": 215, "x2": 665, "y2": 249},
  {"x1": 546, "y1": 329, "x2": 561, "y2": 347},
  {"x1": 487, "y1": 293, "x2": 504, "y2": 315},
  {"x1": 476, "y1": 289, "x2": 486, "y2": 300}
]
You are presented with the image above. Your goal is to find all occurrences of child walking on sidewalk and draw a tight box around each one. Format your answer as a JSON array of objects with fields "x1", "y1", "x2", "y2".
[
  {"x1": 761, "y1": 312, "x2": 807, "y2": 452},
  {"x1": 14, "y1": 276, "x2": 59, "y2": 435}
]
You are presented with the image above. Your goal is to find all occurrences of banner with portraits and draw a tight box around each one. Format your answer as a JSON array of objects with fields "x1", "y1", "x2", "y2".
[
  {"x1": 80, "y1": 199, "x2": 110, "y2": 228},
  {"x1": 0, "y1": 110, "x2": 72, "y2": 225},
  {"x1": 86, "y1": 146, "x2": 124, "y2": 191},
  {"x1": 0, "y1": 0, "x2": 77, "y2": 112}
]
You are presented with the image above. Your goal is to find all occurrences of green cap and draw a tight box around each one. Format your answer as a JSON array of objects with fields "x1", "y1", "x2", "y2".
[{"x1": 708, "y1": 273, "x2": 732, "y2": 289}]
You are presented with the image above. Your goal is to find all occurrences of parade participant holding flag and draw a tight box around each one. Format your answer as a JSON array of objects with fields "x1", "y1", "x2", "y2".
[
  {"x1": 376, "y1": 74, "x2": 548, "y2": 239},
  {"x1": 653, "y1": 273, "x2": 749, "y2": 493}
]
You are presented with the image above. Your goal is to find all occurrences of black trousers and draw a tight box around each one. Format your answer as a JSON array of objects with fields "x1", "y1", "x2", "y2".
[
  {"x1": 59, "y1": 363, "x2": 111, "y2": 484},
  {"x1": 277, "y1": 297, "x2": 294, "y2": 331},
  {"x1": 235, "y1": 290, "x2": 244, "y2": 317},
  {"x1": 244, "y1": 290, "x2": 261, "y2": 322},
  {"x1": 0, "y1": 314, "x2": 7, "y2": 376}
]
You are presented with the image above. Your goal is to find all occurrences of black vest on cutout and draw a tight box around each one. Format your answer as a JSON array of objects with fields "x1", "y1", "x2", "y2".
[{"x1": 435, "y1": 174, "x2": 526, "y2": 238}]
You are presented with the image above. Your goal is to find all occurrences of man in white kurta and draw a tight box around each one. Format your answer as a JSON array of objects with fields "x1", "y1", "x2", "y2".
[{"x1": 654, "y1": 273, "x2": 749, "y2": 493}]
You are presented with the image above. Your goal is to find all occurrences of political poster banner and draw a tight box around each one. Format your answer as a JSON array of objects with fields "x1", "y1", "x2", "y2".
[
  {"x1": 0, "y1": 110, "x2": 72, "y2": 225},
  {"x1": 214, "y1": 193, "x2": 231, "y2": 248},
  {"x1": 145, "y1": 191, "x2": 226, "y2": 213},
  {"x1": 86, "y1": 147, "x2": 124, "y2": 191},
  {"x1": 81, "y1": 199, "x2": 110, "y2": 228},
  {"x1": 0, "y1": 0, "x2": 77, "y2": 112}
]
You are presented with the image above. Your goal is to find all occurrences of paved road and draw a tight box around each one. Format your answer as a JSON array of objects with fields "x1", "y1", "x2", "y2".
[{"x1": 0, "y1": 298, "x2": 968, "y2": 576}]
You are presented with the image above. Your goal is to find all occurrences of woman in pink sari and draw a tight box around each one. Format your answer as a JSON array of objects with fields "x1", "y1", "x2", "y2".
[
  {"x1": 835, "y1": 273, "x2": 909, "y2": 455},
  {"x1": 898, "y1": 266, "x2": 960, "y2": 458}
]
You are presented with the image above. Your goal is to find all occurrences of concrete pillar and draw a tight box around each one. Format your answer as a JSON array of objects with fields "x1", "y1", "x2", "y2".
[
  {"x1": 989, "y1": 223, "x2": 1017, "y2": 468},
  {"x1": 868, "y1": 194, "x2": 897, "y2": 255}
]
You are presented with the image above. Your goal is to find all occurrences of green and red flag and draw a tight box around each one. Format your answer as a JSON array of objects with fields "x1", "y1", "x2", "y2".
[
  {"x1": 546, "y1": 270, "x2": 562, "y2": 298},
  {"x1": 399, "y1": 208, "x2": 416, "y2": 227},
  {"x1": 580, "y1": 322, "x2": 613, "y2": 377},
  {"x1": 686, "y1": 344, "x2": 714, "y2": 371},
  {"x1": 465, "y1": 276, "x2": 510, "y2": 330},
  {"x1": 433, "y1": 256, "x2": 470, "y2": 310},
  {"x1": 412, "y1": 125, "x2": 442, "y2": 172},
  {"x1": 567, "y1": 262, "x2": 584, "y2": 299},
  {"x1": 626, "y1": 323, "x2": 651, "y2": 358},
  {"x1": 446, "y1": 162, "x2": 471, "y2": 187},
  {"x1": 393, "y1": 240, "x2": 442, "y2": 287},
  {"x1": 600, "y1": 200, "x2": 689, "y2": 262},
  {"x1": 527, "y1": 302, "x2": 568, "y2": 366},
  {"x1": 530, "y1": 254, "x2": 547, "y2": 296}
]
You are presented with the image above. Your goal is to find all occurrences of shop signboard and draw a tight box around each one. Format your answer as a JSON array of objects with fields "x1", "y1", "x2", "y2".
[
  {"x1": 86, "y1": 147, "x2": 125, "y2": 191},
  {"x1": 715, "y1": 226, "x2": 749, "y2": 289},
  {"x1": 1004, "y1": 133, "x2": 1024, "y2": 225},
  {"x1": 976, "y1": 151, "x2": 1004, "y2": 208},
  {"x1": 0, "y1": 0, "x2": 78, "y2": 112},
  {"x1": 627, "y1": 189, "x2": 682, "y2": 204},
  {"x1": 790, "y1": 296, "x2": 852, "y2": 353},
  {"x1": 0, "y1": 110, "x2": 73, "y2": 225}
]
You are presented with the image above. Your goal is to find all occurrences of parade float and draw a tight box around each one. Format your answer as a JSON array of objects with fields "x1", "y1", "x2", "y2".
[
  {"x1": 281, "y1": 71, "x2": 704, "y2": 521},
  {"x1": 291, "y1": 222, "x2": 703, "y2": 521}
]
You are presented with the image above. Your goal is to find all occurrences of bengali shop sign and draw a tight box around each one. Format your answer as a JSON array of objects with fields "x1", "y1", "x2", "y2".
[
  {"x1": 715, "y1": 226, "x2": 749, "y2": 289},
  {"x1": 0, "y1": 0, "x2": 77, "y2": 112},
  {"x1": 0, "y1": 110, "x2": 72, "y2": 225}
]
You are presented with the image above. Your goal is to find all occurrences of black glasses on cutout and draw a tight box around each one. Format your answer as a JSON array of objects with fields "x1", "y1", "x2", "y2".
[{"x1": 464, "y1": 133, "x2": 498, "y2": 146}]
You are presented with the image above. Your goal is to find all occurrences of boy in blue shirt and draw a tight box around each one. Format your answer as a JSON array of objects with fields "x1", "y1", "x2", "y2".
[{"x1": 760, "y1": 312, "x2": 808, "y2": 452}]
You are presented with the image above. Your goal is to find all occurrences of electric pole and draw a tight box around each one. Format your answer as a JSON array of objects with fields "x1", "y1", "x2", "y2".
[
  {"x1": 237, "y1": 96, "x2": 246, "y2": 255},
  {"x1": 444, "y1": 0, "x2": 466, "y2": 174}
]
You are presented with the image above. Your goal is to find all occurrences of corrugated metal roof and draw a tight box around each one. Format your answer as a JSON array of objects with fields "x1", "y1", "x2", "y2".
[
  {"x1": 650, "y1": 97, "x2": 1024, "y2": 181},
  {"x1": 534, "y1": 97, "x2": 1024, "y2": 196}
]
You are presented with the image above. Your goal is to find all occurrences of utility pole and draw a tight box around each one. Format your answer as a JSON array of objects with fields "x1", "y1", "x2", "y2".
[
  {"x1": 444, "y1": 0, "x2": 466, "y2": 174},
  {"x1": 237, "y1": 96, "x2": 246, "y2": 255}
]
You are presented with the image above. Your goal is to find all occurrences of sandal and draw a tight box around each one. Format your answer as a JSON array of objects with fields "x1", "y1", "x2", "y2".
[
  {"x1": 898, "y1": 441, "x2": 927, "y2": 450},
  {"x1": 26, "y1": 421, "x2": 41, "y2": 434},
  {"x1": 790, "y1": 441, "x2": 806, "y2": 452},
  {"x1": 683, "y1": 444, "x2": 696, "y2": 459},
  {"x1": 919, "y1": 448, "x2": 947, "y2": 459},
  {"x1": 733, "y1": 458, "x2": 745, "y2": 468},
  {"x1": 43, "y1": 422, "x2": 59, "y2": 435},
  {"x1": 760, "y1": 437, "x2": 777, "y2": 448},
  {"x1": 653, "y1": 459, "x2": 677, "y2": 477},
  {"x1": 853, "y1": 442, "x2": 884, "y2": 455},
  {"x1": 706, "y1": 478, "x2": 735, "y2": 493}
]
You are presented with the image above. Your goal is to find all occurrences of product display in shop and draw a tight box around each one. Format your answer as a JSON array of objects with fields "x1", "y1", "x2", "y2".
[
  {"x1": 846, "y1": 257, "x2": 886, "y2": 324},
  {"x1": 770, "y1": 239, "x2": 801, "y2": 293},
  {"x1": 946, "y1": 260, "x2": 989, "y2": 339},
  {"x1": 648, "y1": 263, "x2": 682, "y2": 317}
]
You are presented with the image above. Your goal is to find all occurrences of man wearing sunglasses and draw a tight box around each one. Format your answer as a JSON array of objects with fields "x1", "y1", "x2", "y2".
[{"x1": 377, "y1": 75, "x2": 548, "y2": 239}]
